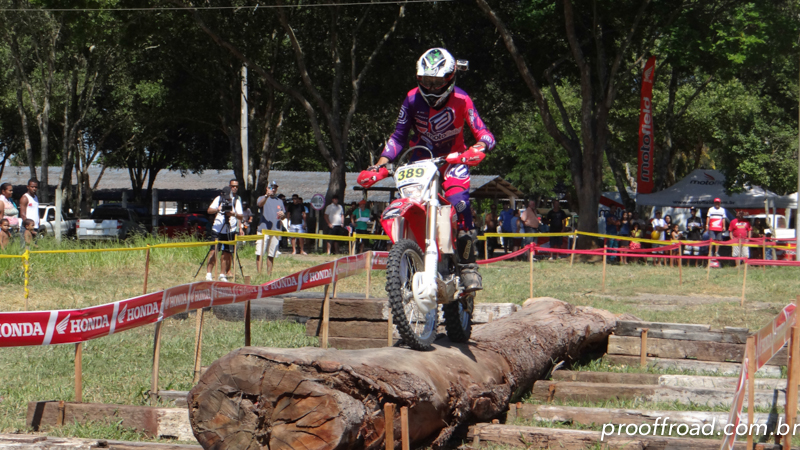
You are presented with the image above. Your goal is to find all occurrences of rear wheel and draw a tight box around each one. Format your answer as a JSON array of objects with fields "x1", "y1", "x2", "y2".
[
  {"x1": 443, "y1": 294, "x2": 473, "y2": 343},
  {"x1": 386, "y1": 239, "x2": 437, "y2": 350}
]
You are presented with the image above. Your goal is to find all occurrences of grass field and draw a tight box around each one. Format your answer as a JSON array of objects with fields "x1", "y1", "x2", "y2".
[{"x1": 1, "y1": 235, "x2": 799, "y2": 443}]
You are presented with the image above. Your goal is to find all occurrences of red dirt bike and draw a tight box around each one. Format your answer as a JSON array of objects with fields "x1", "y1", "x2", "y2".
[{"x1": 358, "y1": 146, "x2": 481, "y2": 350}]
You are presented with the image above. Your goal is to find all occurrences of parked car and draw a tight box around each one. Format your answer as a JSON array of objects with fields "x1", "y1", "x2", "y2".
[
  {"x1": 37, "y1": 204, "x2": 77, "y2": 237},
  {"x1": 743, "y1": 214, "x2": 796, "y2": 240},
  {"x1": 77, "y1": 206, "x2": 147, "y2": 240},
  {"x1": 157, "y1": 213, "x2": 210, "y2": 239}
]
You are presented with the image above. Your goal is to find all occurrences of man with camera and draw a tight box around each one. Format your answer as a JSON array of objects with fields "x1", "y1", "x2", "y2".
[
  {"x1": 256, "y1": 181, "x2": 285, "y2": 275},
  {"x1": 206, "y1": 179, "x2": 244, "y2": 281}
]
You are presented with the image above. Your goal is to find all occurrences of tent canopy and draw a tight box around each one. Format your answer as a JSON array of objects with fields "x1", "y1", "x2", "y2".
[{"x1": 636, "y1": 169, "x2": 795, "y2": 209}]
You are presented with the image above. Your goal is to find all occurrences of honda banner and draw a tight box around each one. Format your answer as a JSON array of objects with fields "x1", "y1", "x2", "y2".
[{"x1": 637, "y1": 56, "x2": 656, "y2": 194}]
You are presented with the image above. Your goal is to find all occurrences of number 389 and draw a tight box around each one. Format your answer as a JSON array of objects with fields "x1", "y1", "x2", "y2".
[{"x1": 396, "y1": 167, "x2": 425, "y2": 181}]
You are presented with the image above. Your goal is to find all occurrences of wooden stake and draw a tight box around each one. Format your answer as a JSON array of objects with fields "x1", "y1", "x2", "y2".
[
  {"x1": 142, "y1": 246, "x2": 151, "y2": 295},
  {"x1": 387, "y1": 313, "x2": 394, "y2": 347},
  {"x1": 214, "y1": 241, "x2": 220, "y2": 280},
  {"x1": 321, "y1": 284, "x2": 331, "y2": 349},
  {"x1": 570, "y1": 230, "x2": 578, "y2": 267},
  {"x1": 232, "y1": 237, "x2": 238, "y2": 283},
  {"x1": 678, "y1": 244, "x2": 683, "y2": 286},
  {"x1": 57, "y1": 400, "x2": 65, "y2": 427},
  {"x1": 193, "y1": 308, "x2": 205, "y2": 383},
  {"x1": 741, "y1": 261, "x2": 748, "y2": 306},
  {"x1": 384, "y1": 403, "x2": 395, "y2": 450},
  {"x1": 640, "y1": 329, "x2": 648, "y2": 368},
  {"x1": 746, "y1": 336, "x2": 756, "y2": 450},
  {"x1": 763, "y1": 239, "x2": 767, "y2": 273},
  {"x1": 529, "y1": 247, "x2": 534, "y2": 299},
  {"x1": 244, "y1": 276, "x2": 252, "y2": 347},
  {"x1": 365, "y1": 251, "x2": 373, "y2": 299},
  {"x1": 484, "y1": 239, "x2": 488, "y2": 261},
  {"x1": 602, "y1": 244, "x2": 607, "y2": 291},
  {"x1": 785, "y1": 326, "x2": 800, "y2": 439},
  {"x1": 150, "y1": 321, "x2": 163, "y2": 406},
  {"x1": 707, "y1": 244, "x2": 713, "y2": 281},
  {"x1": 74, "y1": 343, "x2": 82, "y2": 403},
  {"x1": 400, "y1": 406, "x2": 410, "y2": 450}
]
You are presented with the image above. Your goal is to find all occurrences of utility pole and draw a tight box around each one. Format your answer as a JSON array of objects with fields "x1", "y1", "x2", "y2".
[{"x1": 241, "y1": 64, "x2": 249, "y2": 191}]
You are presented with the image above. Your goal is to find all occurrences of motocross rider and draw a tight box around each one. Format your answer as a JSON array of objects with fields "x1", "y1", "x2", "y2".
[{"x1": 361, "y1": 47, "x2": 495, "y2": 292}]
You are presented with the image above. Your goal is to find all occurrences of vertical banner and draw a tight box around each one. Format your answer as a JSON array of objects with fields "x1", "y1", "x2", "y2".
[{"x1": 637, "y1": 56, "x2": 656, "y2": 194}]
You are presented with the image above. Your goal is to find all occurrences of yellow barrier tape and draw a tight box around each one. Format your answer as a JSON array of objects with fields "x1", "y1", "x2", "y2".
[
  {"x1": 353, "y1": 233, "x2": 390, "y2": 241},
  {"x1": 31, "y1": 246, "x2": 151, "y2": 254},
  {"x1": 479, "y1": 232, "x2": 572, "y2": 240},
  {"x1": 255, "y1": 229, "x2": 355, "y2": 242},
  {"x1": 0, "y1": 254, "x2": 25, "y2": 259}
]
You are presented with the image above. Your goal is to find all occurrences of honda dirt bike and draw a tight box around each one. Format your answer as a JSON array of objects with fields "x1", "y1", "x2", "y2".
[{"x1": 358, "y1": 146, "x2": 479, "y2": 351}]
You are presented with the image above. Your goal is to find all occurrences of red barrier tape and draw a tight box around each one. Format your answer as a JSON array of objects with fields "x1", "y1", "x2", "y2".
[
  {"x1": 0, "y1": 251, "x2": 389, "y2": 348},
  {"x1": 478, "y1": 244, "x2": 533, "y2": 265}
]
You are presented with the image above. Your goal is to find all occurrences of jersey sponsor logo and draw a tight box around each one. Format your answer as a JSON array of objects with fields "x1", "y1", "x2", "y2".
[
  {"x1": 429, "y1": 108, "x2": 455, "y2": 133},
  {"x1": 119, "y1": 302, "x2": 159, "y2": 324},
  {"x1": 425, "y1": 127, "x2": 462, "y2": 142},
  {"x1": 0, "y1": 322, "x2": 44, "y2": 338},
  {"x1": 69, "y1": 315, "x2": 110, "y2": 334},
  {"x1": 445, "y1": 164, "x2": 469, "y2": 180},
  {"x1": 467, "y1": 108, "x2": 484, "y2": 130},
  {"x1": 397, "y1": 106, "x2": 408, "y2": 124}
]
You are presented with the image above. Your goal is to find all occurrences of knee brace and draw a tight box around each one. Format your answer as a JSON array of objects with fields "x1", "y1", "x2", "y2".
[{"x1": 457, "y1": 230, "x2": 477, "y2": 264}]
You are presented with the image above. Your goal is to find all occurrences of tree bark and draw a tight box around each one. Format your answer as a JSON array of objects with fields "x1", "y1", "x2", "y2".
[{"x1": 188, "y1": 298, "x2": 618, "y2": 449}]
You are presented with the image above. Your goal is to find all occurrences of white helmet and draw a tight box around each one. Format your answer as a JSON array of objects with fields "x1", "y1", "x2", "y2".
[{"x1": 416, "y1": 48, "x2": 456, "y2": 109}]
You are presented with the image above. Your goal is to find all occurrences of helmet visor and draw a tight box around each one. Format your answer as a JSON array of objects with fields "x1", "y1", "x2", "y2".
[{"x1": 417, "y1": 76, "x2": 449, "y2": 94}]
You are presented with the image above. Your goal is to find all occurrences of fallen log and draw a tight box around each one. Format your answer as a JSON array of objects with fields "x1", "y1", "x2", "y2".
[{"x1": 187, "y1": 298, "x2": 617, "y2": 449}]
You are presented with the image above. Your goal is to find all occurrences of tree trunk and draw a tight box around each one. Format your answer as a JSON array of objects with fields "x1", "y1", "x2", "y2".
[{"x1": 188, "y1": 298, "x2": 617, "y2": 450}]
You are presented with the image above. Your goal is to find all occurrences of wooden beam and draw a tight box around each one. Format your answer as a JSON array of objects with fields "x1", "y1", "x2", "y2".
[
  {"x1": 608, "y1": 335, "x2": 755, "y2": 364},
  {"x1": 531, "y1": 380, "x2": 786, "y2": 409},
  {"x1": 604, "y1": 354, "x2": 784, "y2": 377},
  {"x1": 0, "y1": 434, "x2": 202, "y2": 449},
  {"x1": 550, "y1": 370, "x2": 787, "y2": 390},
  {"x1": 615, "y1": 321, "x2": 749, "y2": 344}
]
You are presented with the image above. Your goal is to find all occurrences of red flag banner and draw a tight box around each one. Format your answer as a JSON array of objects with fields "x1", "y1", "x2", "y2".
[{"x1": 637, "y1": 56, "x2": 656, "y2": 194}]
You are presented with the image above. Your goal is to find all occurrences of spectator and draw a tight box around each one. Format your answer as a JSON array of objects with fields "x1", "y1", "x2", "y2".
[
  {"x1": 256, "y1": 181, "x2": 285, "y2": 274},
  {"x1": 324, "y1": 195, "x2": 346, "y2": 255},
  {"x1": 206, "y1": 180, "x2": 244, "y2": 281},
  {"x1": 345, "y1": 201, "x2": 358, "y2": 236},
  {"x1": 510, "y1": 208, "x2": 523, "y2": 257},
  {"x1": 605, "y1": 212, "x2": 619, "y2": 263},
  {"x1": 498, "y1": 202, "x2": 514, "y2": 253},
  {"x1": 21, "y1": 218, "x2": 37, "y2": 250},
  {"x1": 650, "y1": 210, "x2": 667, "y2": 266},
  {"x1": 472, "y1": 204, "x2": 484, "y2": 232},
  {"x1": 484, "y1": 203, "x2": 499, "y2": 257},
  {"x1": 764, "y1": 229, "x2": 775, "y2": 260},
  {"x1": 520, "y1": 200, "x2": 540, "y2": 248},
  {"x1": 18, "y1": 178, "x2": 40, "y2": 234},
  {"x1": 628, "y1": 222, "x2": 643, "y2": 264},
  {"x1": 0, "y1": 218, "x2": 10, "y2": 250},
  {"x1": 669, "y1": 223, "x2": 682, "y2": 267},
  {"x1": 545, "y1": 201, "x2": 568, "y2": 259},
  {"x1": 0, "y1": 183, "x2": 19, "y2": 233},
  {"x1": 707, "y1": 198, "x2": 728, "y2": 258},
  {"x1": 618, "y1": 211, "x2": 631, "y2": 264},
  {"x1": 241, "y1": 202, "x2": 253, "y2": 236},
  {"x1": 684, "y1": 207, "x2": 705, "y2": 267},
  {"x1": 352, "y1": 200, "x2": 371, "y2": 253},
  {"x1": 730, "y1": 210, "x2": 752, "y2": 265},
  {"x1": 287, "y1": 194, "x2": 308, "y2": 255}
]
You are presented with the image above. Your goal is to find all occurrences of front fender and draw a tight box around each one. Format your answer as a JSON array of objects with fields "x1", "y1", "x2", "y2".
[{"x1": 380, "y1": 198, "x2": 427, "y2": 248}]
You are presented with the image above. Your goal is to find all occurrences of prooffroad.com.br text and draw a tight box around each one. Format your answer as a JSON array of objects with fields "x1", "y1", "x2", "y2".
[{"x1": 601, "y1": 417, "x2": 800, "y2": 441}]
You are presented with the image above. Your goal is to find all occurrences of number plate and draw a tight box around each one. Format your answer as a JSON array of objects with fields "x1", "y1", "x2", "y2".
[{"x1": 395, "y1": 163, "x2": 433, "y2": 188}]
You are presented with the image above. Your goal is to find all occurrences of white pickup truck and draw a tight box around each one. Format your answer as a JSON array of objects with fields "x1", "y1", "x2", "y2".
[
  {"x1": 744, "y1": 214, "x2": 795, "y2": 240},
  {"x1": 37, "y1": 204, "x2": 77, "y2": 237},
  {"x1": 77, "y1": 205, "x2": 147, "y2": 240}
]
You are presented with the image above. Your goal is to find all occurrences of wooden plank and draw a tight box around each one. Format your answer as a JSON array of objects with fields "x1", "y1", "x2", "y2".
[
  {"x1": 550, "y1": 371, "x2": 787, "y2": 390},
  {"x1": 467, "y1": 424, "x2": 781, "y2": 449},
  {"x1": 283, "y1": 297, "x2": 389, "y2": 320},
  {"x1": 515, "y1": 404, "x2": 784, "y2": 434},
  {"x1": 604, "y1": 354, "x2": 784, "y2": 377},
  {"x1": 157, "y1": 390, "x2": 189, "y2": 407},
  {"x1": 328, "y1": 337, "x2": 398, "y2": 350},
  {"x1": 0, "y1": 434, "x2": 202, "y2": 449},
  {"x1": 531, "y1": 380, "x2": 786, "y2": 409},
  {"x1": 608, "y1": 335, "x2": 745, "y2": 363},
  {"x1": 306, "y1": 319, "x2": 397, "y2": 339},
  {"x1": 27, "y1": 401, "x2": 159, "y2": 436},
  {"x1": 616, "y1": 320, "x2": 749, "y2": 344}
]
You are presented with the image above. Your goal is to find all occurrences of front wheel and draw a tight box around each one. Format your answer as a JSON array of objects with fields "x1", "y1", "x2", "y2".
[
  {"x1": 386, "y1": 239, "x2": 437, "y2": 350},
  {"x1": 443, "y1": 294, "x2": 473, "y2": 343}
]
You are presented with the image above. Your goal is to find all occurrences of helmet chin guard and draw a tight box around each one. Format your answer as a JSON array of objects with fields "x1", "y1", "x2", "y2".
[{"x1": 416, "y1": 48, "x2": 456, "y2": 109}]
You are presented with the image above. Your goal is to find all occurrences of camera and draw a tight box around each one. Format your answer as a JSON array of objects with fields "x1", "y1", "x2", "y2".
[{"x1": 219, "y1": 198, "x2": 233, "y2": 213}]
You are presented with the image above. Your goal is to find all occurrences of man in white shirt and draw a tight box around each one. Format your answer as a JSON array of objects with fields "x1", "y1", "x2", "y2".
[
  {"x1": 706, "y1": 198, "x2": 728, "y2": 257},
  {"x1": 206, "y1": 180, "x2": 243, "y2": 281},
  {"x1": 650, "y1": 210, "x2": 667, "y2": 266},
  {"x1": 324, "y1": 195, "x2": 345, "y2": 255},
  {"x1": 18, "y1": 178, "x2": 40, "y2": 233}
]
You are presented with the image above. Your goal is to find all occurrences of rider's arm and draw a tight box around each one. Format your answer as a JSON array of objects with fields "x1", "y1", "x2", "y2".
[
  {"x1": 463, "y1": 95, "x2": 496, "y2": 152},
  {"x1": 379, "y1": 92, "x2": 415, "y2": 163}
]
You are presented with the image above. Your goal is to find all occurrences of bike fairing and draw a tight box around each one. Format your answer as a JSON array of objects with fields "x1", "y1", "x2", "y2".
[{"x1": 380, "y1": 86, "x2": 495, "y2": 230}]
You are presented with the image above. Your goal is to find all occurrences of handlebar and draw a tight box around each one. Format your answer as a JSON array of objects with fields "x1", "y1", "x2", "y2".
[{"x1": 372, "y1": 146, "x2": 445, "y2": 173}]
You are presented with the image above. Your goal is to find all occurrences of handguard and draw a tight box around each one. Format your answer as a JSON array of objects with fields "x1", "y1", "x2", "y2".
[
  {"x1": 357, "y1": 167, "x2": 389, "y2": 188},
  {"x1": 446, "y1": 146, "x2": 486, "y2": 166}
]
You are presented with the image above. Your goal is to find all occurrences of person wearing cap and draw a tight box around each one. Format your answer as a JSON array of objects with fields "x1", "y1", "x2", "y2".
[
  {"x1": 287, "y1": 194, "x2": 308, "y2": 255},
  {"x1": 707, "y1": 198, "x2": 728, "y2": 258},
  {"x1": 729, "y1": 210, "x2": 752, "y2": 264},
  {"x1": 256, "y1": 181, "x2": 286, "y2": 274},
  {"x1": 206, "y1": 179, "x2": 244, "y2": 281},
  {"x1": 351, "y1": 199, "x2": 372, "y2": 253},
  {"x1": 684, "y1": 207, "x2": 705, "y2": 267}
]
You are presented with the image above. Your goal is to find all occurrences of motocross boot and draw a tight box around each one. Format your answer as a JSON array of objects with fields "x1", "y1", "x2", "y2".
[{"x1": 457, "y1": 230, "x2": 482, "y2": 292}]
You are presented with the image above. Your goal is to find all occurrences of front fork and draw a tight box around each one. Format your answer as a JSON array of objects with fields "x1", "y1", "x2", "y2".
[{"x1": 411, "y1": 178, "x2": 441, "y2": 315}]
